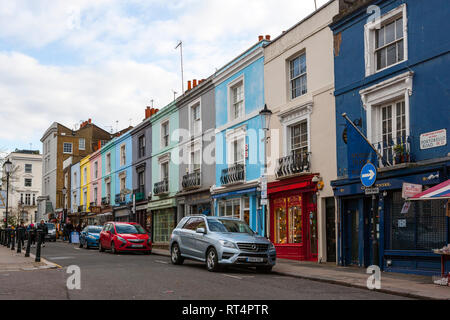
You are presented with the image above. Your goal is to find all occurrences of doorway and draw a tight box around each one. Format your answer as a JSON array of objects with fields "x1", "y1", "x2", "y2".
[
  {"x1": 325, "y1": 197, "x2": 336, "y2": 263},
  {"x1": 344, "y1": 199, "x2": 360, "y2": 266}
]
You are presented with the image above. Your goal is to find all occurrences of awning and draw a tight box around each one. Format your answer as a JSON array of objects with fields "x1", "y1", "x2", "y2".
[{"x1": 409, "y1": 180, "x2": 450, "y2": 200}]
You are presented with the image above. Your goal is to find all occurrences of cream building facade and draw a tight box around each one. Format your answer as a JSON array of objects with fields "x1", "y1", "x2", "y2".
[{"x1": 264, "y1": 0, "x2": 339, "y2": 263}]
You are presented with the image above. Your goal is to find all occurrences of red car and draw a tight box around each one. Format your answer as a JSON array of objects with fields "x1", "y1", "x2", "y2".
[{"x1": 99, "y1": 222, "x2": 152, "y2": 255}]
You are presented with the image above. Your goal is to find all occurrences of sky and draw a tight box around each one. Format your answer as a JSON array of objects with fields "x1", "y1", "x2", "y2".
[{"x1": 0, "y1": 0, "x2": 329, "y2": 154}]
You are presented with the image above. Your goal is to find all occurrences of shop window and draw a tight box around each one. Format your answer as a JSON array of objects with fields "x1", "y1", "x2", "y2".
[
  {"x1": 274, "y1": 198, "x2": 287, "y2": 244},
  {"x1": 243, "y1": 197, "x2": 250, "y2": 225},
  {"x1": 274, "y1": 196, "x2": 303, "y2": 244},
  {"x1": 219, "y1": 198, "x2": 241, "y2": 219},
  {"x1": 389, "y1": 191, "x2": 447, "y2": 250},
  {"x1": 288, "y1": 196, "x2": 303, "y2": 244},
  {"x1": 153, "y1": 210, "x2": 175, "y2": 243}
]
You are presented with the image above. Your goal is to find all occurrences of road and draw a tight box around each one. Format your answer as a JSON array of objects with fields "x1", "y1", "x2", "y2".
[{"x1": 0, "y1": 241, "x2": 411, "y2": 300}]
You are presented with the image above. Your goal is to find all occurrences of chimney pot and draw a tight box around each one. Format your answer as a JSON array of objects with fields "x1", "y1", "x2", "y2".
[
  {"x1": 193, "y1": 79, "x2": 197, "y2": 87},
  {"x1": 265, "y1": 35, "x2": 271, "y2": 41},
  {"x1": 188, "y1": 80, "x2": 192, "y2": 91},
  {"x1": 258, "y1": 35, "x2": 264, "y2": 42}
]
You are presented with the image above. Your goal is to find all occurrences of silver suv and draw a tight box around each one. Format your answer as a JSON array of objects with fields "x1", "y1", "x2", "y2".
[{"x1": 170, "y1": 216, "x2": 276, "y2": 272}]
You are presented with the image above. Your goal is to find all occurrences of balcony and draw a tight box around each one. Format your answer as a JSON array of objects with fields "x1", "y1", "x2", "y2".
[
  {"x1": 78, "y1": 205, "x2": 85, "y2": 213},
  {"x1": 221, "y1": 163, "x2": 245, "y2": 186},
  {"x1": 154, "y1": 180, "x2": 169, "y2": 196},
  {"x1": 115, "y1": 193, "x2": 127, "y2": 205},
  {"x1": 90, "y1": 202, "x2": 96, "y2": 208},
  {"x1": 101, "y1": 196, "x2": 110, "y2": 206},
  {"x1": 374, "y1": 136, "x2": 412, "y2": 167},
  {"x1": 133, "y1": 186, "x2": 146, "y2": 202},
  {"x1": 182, "y1": 171, "x2": 201, "y2": 190},
  {"x1": 276, "y1": 152, "x2": 311, "y2": 179}
]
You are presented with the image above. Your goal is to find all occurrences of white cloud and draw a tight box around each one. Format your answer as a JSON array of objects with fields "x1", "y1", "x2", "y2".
[{"x1": 0, "y1": 0, "x2": 330, "y2": 150}]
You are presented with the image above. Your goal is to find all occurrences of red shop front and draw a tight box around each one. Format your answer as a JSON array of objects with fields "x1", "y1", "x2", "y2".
[{"x1": 268, "y1": 174, "x2": 318, "y2": 261}]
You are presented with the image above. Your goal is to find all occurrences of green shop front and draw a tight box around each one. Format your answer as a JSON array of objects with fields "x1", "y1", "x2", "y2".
[{"x1": 148, "y1": 198, "x2": 177, "y2": 247}]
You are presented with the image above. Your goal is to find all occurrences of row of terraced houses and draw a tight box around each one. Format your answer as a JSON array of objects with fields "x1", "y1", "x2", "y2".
[{"x1": 37, "y1": 0, "x2": 450, "y2": 276}]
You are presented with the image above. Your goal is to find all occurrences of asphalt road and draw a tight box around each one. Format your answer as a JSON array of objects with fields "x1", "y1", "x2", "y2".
[{"x1": 0, "y1": 241, "x2": 411, "y2": 300}]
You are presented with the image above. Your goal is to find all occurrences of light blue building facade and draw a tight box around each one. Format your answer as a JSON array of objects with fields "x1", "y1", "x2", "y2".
[
  {"x1": 211, "y1": 40, "x2": 269, "y2": 235},
  {"x1": 70, "y1": 161, "x2": 80, "y2": 218}
]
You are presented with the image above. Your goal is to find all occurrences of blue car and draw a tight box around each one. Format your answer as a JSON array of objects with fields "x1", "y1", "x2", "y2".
[{"x1": 79, "y1": 226, "x2": 102, "y2": 249}]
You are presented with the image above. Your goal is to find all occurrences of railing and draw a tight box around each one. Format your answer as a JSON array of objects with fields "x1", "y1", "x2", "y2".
[
  {"x1": 154, "y1": 180, "x2": 169, "y2": 196},
  {"x1": 78, "y1": 205, "x2": 85, "y2": 213},
  {"x1": 374, "y1": 136, "x2": 412, "y2": 167},
  {"x1": 221, "y1": 163, "x2": 245, "y2": 186},
  {"x1": 134, "y1": 187, "x2": 146, "y2": 202},
  {"x1": 115, "y1": 193, "x2": 127, "y2": 205},
  {"x1": 90, "y1": 202, "x2": 96, "y2": 208},
  {"x1": 101, "y1": 196, "x2": 110, "y2": 206},
  {"x1": 182, "y1": 171, "x2": 201, "y2": 190},
  {"x1": 276, "y1": 152, "x2": 311, "y2": 179}
]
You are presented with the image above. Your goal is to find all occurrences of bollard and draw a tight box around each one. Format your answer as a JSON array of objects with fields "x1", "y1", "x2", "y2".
[
  {"x1": 6, "y1": 229, "x2": 11, "y2": 248},
  {"x1": 35, "y1": 231, "x2": 42, "y2": 262},
  {"x1": 25, "y1": 230, "x2": 31, "y2": 257},
  {"x1": 16, "y1": 228, "x2": 22, "y2": 254},
  {"x1": 10, "y1": 229, "x2": 15, "y2": 251}
]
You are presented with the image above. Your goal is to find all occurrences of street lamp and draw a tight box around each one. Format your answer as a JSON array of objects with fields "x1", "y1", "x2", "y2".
[
  {"x1": 3, "y1": 159, "x2": 12, "y2": 228},
  {"x1": 259, "y1": 104, "x2": 272, "y2": 238},
  {"x1": 62, "y1": 187, "x2": 67, "y2": 225}
]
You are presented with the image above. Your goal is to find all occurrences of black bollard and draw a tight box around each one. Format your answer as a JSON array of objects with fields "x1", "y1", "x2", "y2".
[
  {"x1": 25, "y1": 230, "x2": 31, "y2": 257},
  {"x1": 35, "y1": 231, "x2": 42, "y2": 262},
  {"x1": 6, "y1": 229, "x2": 11, "y2": 248},
  {"x1": 16, "y1": 228, "x2": 22, "y2": 253},
  {"x1": 10, "y1": 229, "x2": 15, "y2": 251}
]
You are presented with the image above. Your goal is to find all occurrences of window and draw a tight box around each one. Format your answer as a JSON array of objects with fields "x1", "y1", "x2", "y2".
[
  {"x1": 290, "y1": 121, "x2": 308, "y2": 157},
  {"x1": 190, "y1": 103, "x2": 201, "y2": 136},
  {"x1": 243, "y1": 197, "x2": 250, "y2": 226},
  {"x1": 94, "y1": 187, "x2": 98, "y2": 205},
  {"x1": 24, "y1": 178, "x2": 32, "y2": 187},
  {"x1": 365, "y1": 4, "x2": 407, "y2": 75},
  {"x1": 25, "y1": 194, "x2": 31, "y2": 206},
  {"x1": 63, "y1": 143, "x2": 73, "y2": 154},
  {"x1": 79, "y1": 138, "x2": 86, "y2": 150},
  {"x1": 290, "y1": 53, "x2": 307, "y2": 99},
  {"x1": 106, "y1": 181, "x2": 111, "y2": 198},
  {"x1": 190, "y1": 149, "x2": 201, "y2": 173},
  {"x1": 161, "y1": 121, "x2": 169, "y2": 148},
  {"x1": 25, "y1": 164, "x2": 32, "y2": 173},
  {"x1": 138, "y1": 135, "x2": 146, "y2": 158},
  {"x1": 231, "y1": 82, "x2": 244, "y2": 120},
  {"x1": 83, "y1": 167, "x2": 87, "y2": 184},
  {"x1": 161, "y1": 162, "x2": 169, "y2": 181},
  {"x1": 32, "y1": 194, "x2": 36, "y2": 206},
  {"x1": 379, "y1": 100, "x2": 406, "y2": 160},
  {"x1": 232, "y1": 138, "x2": 245, "y2": 165},
  {"x1": 106, "y1": 153, "x2": 111, "y2": 173},
  {"x1": 83, "y1": 190, "x2": 87, "y2": 208},
  {"x1": 94, "y1": 162, "x2": 98, "y2": 179},
  {"x1": 73, "y1": 172, "x2": 77, "y2": 187},
  {"x1": 20, "y1": 193, "x2": 24, "y2": 204},
  {"x1": 219, "y1": 199, "x2": 241, "y2": 219},
  {"x1": 138, "y1": 171, "x2": 145, "y2": 191},
  {"x1": 120, "y1": 176, "x2": 126, "y2": 192},
  {"x1": 120, "y1": 144, "x2": 126, "y2": 166}
]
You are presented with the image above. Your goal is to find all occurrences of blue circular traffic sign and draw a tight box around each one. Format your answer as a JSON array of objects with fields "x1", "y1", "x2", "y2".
[{"x1": 361, "y1": 163, "x2": 377, "y2": 188}]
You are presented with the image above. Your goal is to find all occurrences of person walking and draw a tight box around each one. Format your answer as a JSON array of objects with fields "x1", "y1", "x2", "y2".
[
  {"x1": 36, "y1": 220, "x2": 48, "y2": 247},
  {"x1": 28, "y1": 223, "x2": 36, "y2": 247},
  {"x1": 66, "y1": 221, "x2": 74, "y2": 243}
]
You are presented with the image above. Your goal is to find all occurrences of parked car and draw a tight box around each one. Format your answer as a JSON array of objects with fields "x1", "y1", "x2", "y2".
[
  {"x1": 45, "y1": 223, "x2": 57, "y2": 242},
  {"x1": 170, "y1": 216, "x2": 276, "y2": 272},
  {"x1": 79, "y1": 225, "x2": 103, "y2": 249},
  {"x1": 99, "y1": 222, "x2": 152, "y2": 255}
]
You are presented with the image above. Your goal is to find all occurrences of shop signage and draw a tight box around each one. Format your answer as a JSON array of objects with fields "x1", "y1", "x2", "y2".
[
  {"x1": 90, "y1": 206, "x2": 102, "y2": 214},
  {"x1": 261, "y1": 175, "x2": 267, "y2": 199},
  {"x1": 402, "y1": 183, "x2": 423, "y2": 199},
  {"x1": 364, "y1": 187, "x2": 380, "y2": 195},
  {"x1": 148, "y1": 198, "x2": 176, "y2": 210},
  {"x1": 260, "y1": 199, "x2": 268, "y2": 206},
  {"x1": 420, "y1": 129, "x2": 447, "y2": 150},
  {"x1": 401, "y1": 202, "x2": 411, "y2": 214}
]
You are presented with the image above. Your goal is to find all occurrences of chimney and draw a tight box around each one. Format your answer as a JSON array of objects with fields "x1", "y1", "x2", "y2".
[
  {"x1": 193, "y1": 79, "x2": 197, "y2": 88},
  {"x1": 187, "y1": 80, "x2": 192, "y2": 91},
  {"x1": 88, "y1": 118, "x2": 92, "y2": 124},
  {"x1": 98, "y1": 140, "x2": 101, "y2": 150},
  {"x1": 258, "y1": 35, "x2": 264, "y2": 42},
  {"x1": 145, "y1": 107, "x2": 151, "y2": 119},
  {"x1": 265, "y1": 35, "x2": 271, "y2": 41}
]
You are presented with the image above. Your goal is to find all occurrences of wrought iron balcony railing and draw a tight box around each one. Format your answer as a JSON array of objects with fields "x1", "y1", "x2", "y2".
[
  {"x1": 182, "y1": 171, "x2": 201, "y2": 190},
  {"x1": 221, "y1": 163, "x2": 245, "y2": 186},
  {"x1": 374, "y1": 135, "x2": 412, "y2": 167},
  {"x1": 154, "y1": 179, "x2": 169, "y2": 196},
  {"x1": 276, "y1": 152, "x2": 311, "y2": 179},
  {"x1": 101, "y1": 196, "x2": 110, "y2": 206},
  {"x1": 115, "y1": 193, "x2": 127, "y2": 205},
  {"x1": 133, "y1": 187, "x2": 146, "y2": 202}
]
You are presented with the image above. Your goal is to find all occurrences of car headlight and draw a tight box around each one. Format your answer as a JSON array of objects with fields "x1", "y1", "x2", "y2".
[
  {"x1": 116, "y1": 236, "x2": 127, "y2": 244},
  {"x1": 269, "y1": 242, "x2": 275, "y2": 250},
  {"x1": 219, "y1": 240, "x2": 237, "y2": 249}
]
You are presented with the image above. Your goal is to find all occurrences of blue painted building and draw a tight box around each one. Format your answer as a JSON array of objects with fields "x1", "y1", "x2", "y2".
[
  {"x1": 211, "y1": 38, "x2": 269, "y2": 235},
  {"x1": 330, "y1": 0, "x2": 450, "y2": 275}
]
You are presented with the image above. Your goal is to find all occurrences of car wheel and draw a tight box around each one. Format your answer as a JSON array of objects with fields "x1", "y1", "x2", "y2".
[
  {"x1": 171, "y1": 243, "x2": 184, "y2": 265},
  {"x1": 111, "y1": 242, "x2": 117, "y2": 254},
  {"x1": 256, "y1": 266, "x2": 273, "y2": 273},
  {"x1": 99, "y1": 242, "x2": 105, "y2": 252},
  {"x1": 206, "y1": 248, "x2": 220, "y2": 272},
  {"x1": 85, "y1": 243, "x2": 90, "y2": 249}
]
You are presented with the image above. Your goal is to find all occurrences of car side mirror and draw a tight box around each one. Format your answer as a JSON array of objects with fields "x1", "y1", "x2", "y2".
[{"x1": 196, "y1": 228, "x2": 206, "y2": 234}]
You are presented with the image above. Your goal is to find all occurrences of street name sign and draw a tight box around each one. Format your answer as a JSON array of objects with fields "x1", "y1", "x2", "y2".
[
  {"x1": 365, "y1": 187, "x2": 380, "y2": 195},
  {"x1": 361, "y1": 163, "x2": 377, "y2": 188}
]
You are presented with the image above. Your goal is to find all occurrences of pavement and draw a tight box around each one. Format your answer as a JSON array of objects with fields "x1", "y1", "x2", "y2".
[
  {"x1": 152, "y1": 248, "x2": 450, "y2": 300},
  {"x1": 0, "y1": 241, "x2": 412, "y2": 300},
  {"x1": 0, "y1": 244, "x2": 60, "y2": 272}
]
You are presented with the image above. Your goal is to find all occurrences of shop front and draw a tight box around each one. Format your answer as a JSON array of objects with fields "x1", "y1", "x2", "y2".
[
  {"x1": 148, "y1": 198, "x2": 177, "y2": 247},
  {"x1": 135, "y1": 204, "x2": 149, "y2": 231},
  {"x1": 212, "y1": 186, "x2": 263, "y2": 235},
  {"x1": 332, "y1": 162, "x2": 450, "y2": 275},
  {"x1": 268, "y1": 175, "x2": 318, "y2": 261},
  {"x1": 114, "y1": 206, "x2": 131, "y2": 223},
  {"x1": 177, "y1": 190, "x2": 212, "y2": 221}
]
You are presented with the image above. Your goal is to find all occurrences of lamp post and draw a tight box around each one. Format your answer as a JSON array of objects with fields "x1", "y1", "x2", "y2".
[
  {"x1": 259, "y1": 104, "x2": 272, "y2": 238},
  {"x1": 3, "y1": 159, "x2": 12, "y2": 228}
]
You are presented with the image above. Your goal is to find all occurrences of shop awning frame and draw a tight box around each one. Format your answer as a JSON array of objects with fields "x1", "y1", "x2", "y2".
[{"x1": 409, "y1": 179, "x2": 450, "y2": 200}]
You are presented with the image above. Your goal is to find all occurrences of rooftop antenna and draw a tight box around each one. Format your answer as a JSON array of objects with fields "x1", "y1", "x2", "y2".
[
  {"x1": 115, "y1": 120, "x2": 119, "y2": 134},
  {"x1": 314, "y1": 0, "x2": 317, "y2": 10},
  {"x1": 172, "y1": 90, "x2": 177, "y2": 101},
  {"x1": 175, "y1": 40, "x2": 185, "y2": 94},
  {"x1": 150, "y1": 99, "x2": 154, "y2": 108}
]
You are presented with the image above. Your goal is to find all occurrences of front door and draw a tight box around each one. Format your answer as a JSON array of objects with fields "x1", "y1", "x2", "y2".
[
  {"x1": 344, "y1": 199, "x2": 360, "y2": 266},
  {"x1": 325, "y1": 197, "x2": 336, "y2": 263}
]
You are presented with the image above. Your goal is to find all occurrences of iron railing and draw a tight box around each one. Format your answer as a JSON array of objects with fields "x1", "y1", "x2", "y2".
[
  {"x1": 154, "y1": 180, "x2": 169, "y2": 196},
  {"x1": 221, "y1": 163, "x2": 245, "y2": 186},
  {"x1": 374, "y1": 135, "x2": 412, "y2": 167},
  {"x1": 276, "y1": 152, "x2": 311, "y2": 179},
  {"x1": 182, "y1": 171, "x2": 201, "y2": 190},
  {"x1": 101, "y1": 196, "x2": 110, "y2": 206}
]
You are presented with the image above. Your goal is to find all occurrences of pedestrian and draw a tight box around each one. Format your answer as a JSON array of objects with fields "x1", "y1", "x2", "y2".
[
  {"x1": 36, "y1": 220, "x2": 48, "y2": 247},
  {"x1": 66, "y1": 221, "x2": 74, "y2": 243}
]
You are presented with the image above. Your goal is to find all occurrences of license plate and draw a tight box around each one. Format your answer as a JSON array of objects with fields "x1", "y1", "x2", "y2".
[
  {"x1": 131, "y1": 245, "x2": 144, "y2": 248},
  {"x1": 246, "y1": 257, "x2": 264, "y2": 263}
]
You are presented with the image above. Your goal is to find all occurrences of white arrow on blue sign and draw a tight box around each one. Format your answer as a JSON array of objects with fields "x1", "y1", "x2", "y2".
[{"x1": 361, "y1": 163, "x2": 377, "y2": 188}]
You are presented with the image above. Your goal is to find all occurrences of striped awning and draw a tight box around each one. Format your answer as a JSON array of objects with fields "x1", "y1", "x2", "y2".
[{"x1": 409, "y1": 180, "x2": 450, "y2": 200}]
